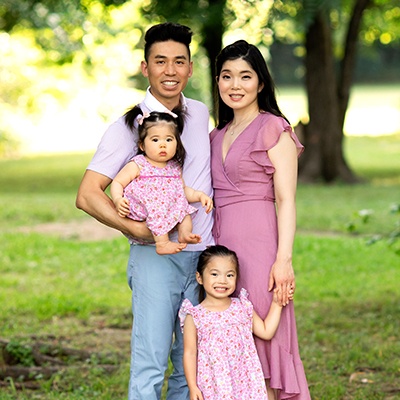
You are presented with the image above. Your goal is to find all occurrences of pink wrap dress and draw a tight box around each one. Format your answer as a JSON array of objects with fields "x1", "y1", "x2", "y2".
[{"x1": 210, "y1": 112, "x2": 311, "y2": 399}]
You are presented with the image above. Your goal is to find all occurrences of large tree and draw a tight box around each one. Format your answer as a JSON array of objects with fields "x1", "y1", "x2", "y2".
[{"x1": 272, "y1": 0, "x2": 399, "y2": 182}]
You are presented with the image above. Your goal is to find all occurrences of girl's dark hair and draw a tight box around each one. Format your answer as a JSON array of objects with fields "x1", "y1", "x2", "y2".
[
  {"x1": 124, "y1": 106, "x2": 186, "y2": 168},
  {"x1": 197, "y1": 245, "x2": 239, "y2": 302},
  {"x1": 215, "y1": 39, "x2": 289, "y2": 129}
]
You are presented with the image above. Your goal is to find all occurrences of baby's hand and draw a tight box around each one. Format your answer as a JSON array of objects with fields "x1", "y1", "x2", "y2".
[
  {"x1": 114, "y1": 197, "x2": 130, "y2": 217},
  {"x1": 199, "y1": 193, "x2": 213, "y2": 214}
]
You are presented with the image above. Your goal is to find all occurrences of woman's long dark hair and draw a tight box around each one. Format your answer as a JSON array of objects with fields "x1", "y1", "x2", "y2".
[
  {"x1": 197, "y1": 245, "x2": 240, "y2": 303},
  {"x1": 215, "y1": 40, "x2": 289, "y2": 129},
  {"x1": 124, "y1": 106, "x2": 186, "y2": 168}
]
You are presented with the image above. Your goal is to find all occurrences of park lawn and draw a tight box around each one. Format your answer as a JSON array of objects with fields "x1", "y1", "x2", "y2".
[{"x1": 0, "y1": 134, "x2": 399, "y2": 399}]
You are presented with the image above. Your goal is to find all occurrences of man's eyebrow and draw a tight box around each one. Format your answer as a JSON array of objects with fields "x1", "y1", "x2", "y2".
[{"x1": 154, "y1": 54, "x2": 188, "y2": 60}]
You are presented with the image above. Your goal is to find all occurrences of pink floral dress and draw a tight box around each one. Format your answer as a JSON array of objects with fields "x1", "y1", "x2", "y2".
[
  {"x1": 179, "y1": 289, "x2": 268, "y2": 399},
  {"x1": 123, "y1": 154, "x2": 197, "y2": 236}
]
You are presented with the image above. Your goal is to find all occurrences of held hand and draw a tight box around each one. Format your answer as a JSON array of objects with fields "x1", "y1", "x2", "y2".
[
  {"x1": 268, "y1": 258, "x2": 295, "y2": 306},
  {"x1": 200, "y1": 193, "x2": 214, "y2": 214}
]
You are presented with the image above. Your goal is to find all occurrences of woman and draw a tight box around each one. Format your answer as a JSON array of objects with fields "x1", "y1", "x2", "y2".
[{"x1": 210, "y1": 40, "x2": 310, "y2": 399}]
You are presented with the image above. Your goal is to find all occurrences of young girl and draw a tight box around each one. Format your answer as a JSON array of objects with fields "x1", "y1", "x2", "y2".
[
  {"x1": 110, "y1": 107, "x2": 213, "y2": 255},
  {"x1": 179, "y1": 245, "x2": 293, "y2": 400}
]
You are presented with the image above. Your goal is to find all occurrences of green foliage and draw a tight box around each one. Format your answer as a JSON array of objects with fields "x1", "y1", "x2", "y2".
[
  {"x1": 0, "y1": 130, "x2": 20, "y2": 157},
  {"x1": 5, "y1": 340, "x2": 35, "y2": 367}
]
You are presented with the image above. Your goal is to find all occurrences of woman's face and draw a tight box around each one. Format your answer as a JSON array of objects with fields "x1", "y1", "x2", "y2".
[{"x1": 217, "y1": 58, "x2": 263, "y2": 113}]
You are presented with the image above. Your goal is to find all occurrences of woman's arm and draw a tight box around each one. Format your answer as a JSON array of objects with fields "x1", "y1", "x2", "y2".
[
  {"x1": 267, "y1": 131, "x2": 299, "y2": 305},
  {"x1": 183, "y1": 315, "x2": 204, "y2": 400}
]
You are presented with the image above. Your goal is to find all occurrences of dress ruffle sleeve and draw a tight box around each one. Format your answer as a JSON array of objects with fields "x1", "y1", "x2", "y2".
[
  {"x1": 249, "y1": 113, "x2": 304, "y2": 174},
  {"x1": 238, "y1": 288, "x2": 254, "y2": 328},
  {"x1": 179, "y1": 298, "x2": 195, "y2": 333}
]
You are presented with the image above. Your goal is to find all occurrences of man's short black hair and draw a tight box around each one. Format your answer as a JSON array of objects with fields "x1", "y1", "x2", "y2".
[{"x1": 144, "y1": 22, "x2": 193, "y2": 61}]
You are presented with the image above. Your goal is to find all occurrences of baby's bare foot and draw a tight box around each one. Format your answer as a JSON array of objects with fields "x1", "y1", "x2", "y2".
[
  {"x1": 156, "y1": 241, "x2": 187, "y2": 255},
  {"x1": 178, "y1": 231, "x2": 202, "y2": 244}
]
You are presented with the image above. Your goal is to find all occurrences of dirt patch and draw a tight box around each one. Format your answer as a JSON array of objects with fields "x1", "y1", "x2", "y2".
[{"x1": 17, "y1": 219, "x2": 123, "y2": 241}]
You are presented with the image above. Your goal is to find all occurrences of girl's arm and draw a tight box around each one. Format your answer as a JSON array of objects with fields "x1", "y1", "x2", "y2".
[
  {"x1": 252, "y1": 290, "x2": 284, "y2": 340},
  {"x1": 183, "y1": 179, "x2": 213, "y2": 214},
  {"x1": 183, "y1": 315, "x2": 204, "y2": 400},
  {"x1": 267, "y1": 131, "x2": 299, "y2": 306},
  {"x1": 110, "y1": 161, "x2": 140, "y2": 202},
  {"x1": 110, "y1": 161, "x2": 140, "y2": 217}
]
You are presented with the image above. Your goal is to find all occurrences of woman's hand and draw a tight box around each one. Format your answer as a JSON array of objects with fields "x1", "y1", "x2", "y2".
[{"x1": 268, "y1": 257, "x2": 295, "y2": 306}]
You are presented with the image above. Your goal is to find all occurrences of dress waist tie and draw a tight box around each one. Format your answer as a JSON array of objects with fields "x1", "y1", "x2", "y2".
[{"x1": 213, "y1": 196, "x2": 275, "y2": 239}]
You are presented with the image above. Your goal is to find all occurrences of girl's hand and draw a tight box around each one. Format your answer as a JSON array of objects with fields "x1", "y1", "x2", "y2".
[
  {"x1": 189, "y1": 387, "x2": 204, "y2": 400},
  {"x1": 199, "y1": 193, "x2": 214, "y2": 214},
  {"x1": 114, "y1": 197, "x2": 130, "y2": 218},
  {"x1": 268, "y1": 257, "x2": 295, "y2": 306}
]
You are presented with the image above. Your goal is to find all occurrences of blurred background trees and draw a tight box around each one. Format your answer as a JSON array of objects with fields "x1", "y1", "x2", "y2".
[{"x1": 1, "y1": 0, "x2": 399, "y2": 182}]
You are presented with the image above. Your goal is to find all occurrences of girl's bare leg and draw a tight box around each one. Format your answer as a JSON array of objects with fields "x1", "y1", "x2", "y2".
[
  {"x1": 154, "y1": 233, "x2": 186, "y2": 255},
  {"x1": 266, "y1": 380, "x2": 277, "y2": 400},
  {"x1": 177, "y1": 215, "x2": 201, "y2": 244}
]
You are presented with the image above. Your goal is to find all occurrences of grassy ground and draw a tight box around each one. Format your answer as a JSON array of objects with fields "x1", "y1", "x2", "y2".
[{"x1": 0, "y1": 135, "x2": 399, "y2": 399}]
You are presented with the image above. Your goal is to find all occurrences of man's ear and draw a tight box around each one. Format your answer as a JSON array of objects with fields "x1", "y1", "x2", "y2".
[
  {"x1": 141, "y1": 60, "x2": 148, "y2": 78},
  {"x1": 196, "y1": 271, "x2": 203, "y2": 285}
]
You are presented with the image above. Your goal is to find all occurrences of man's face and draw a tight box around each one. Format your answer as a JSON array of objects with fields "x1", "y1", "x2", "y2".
[{"x1": 141, "y1": 40, "x2": 193, "y2": 108}]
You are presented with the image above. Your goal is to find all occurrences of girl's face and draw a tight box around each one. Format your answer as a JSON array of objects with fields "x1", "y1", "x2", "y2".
[
  {"x1": 217, "y1": 58, "x2": 263, "y2": 113},
  {"x1": 140, "y1": 122, "x2": 177, "y2": 167},
  {"x1": 197, "y1": 256, "x2": 237, "y2": 300}
]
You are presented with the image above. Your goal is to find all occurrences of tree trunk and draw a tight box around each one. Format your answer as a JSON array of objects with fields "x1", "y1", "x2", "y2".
[
  {"x1": 337, "y1": 0, "x2": 372, "y2": 128},
  {"x1": 299, "y1": 10, "x2": 359, "y2": 183},
  {"x1": 200, "y1": 0, "x2": 225, "y2": 120}
]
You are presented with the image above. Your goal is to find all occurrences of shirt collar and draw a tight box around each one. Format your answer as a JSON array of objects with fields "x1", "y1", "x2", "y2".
[{"x1": 142, "y1": 87, "x2": 187, "y2": 113}]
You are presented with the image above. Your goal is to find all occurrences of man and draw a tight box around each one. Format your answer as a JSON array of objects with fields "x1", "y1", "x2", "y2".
[{"x1": 76, "y1": 23, "x2": 213, "y2": 399}]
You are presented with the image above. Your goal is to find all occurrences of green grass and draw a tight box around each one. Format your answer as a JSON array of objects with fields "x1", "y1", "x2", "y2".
[{"x1": 0, "y1": 135, "x2": 399, "y2": 399}]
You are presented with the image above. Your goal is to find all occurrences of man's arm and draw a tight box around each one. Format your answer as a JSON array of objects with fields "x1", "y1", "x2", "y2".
[{"x1": 76, "y1": 169, "x2": 152, "y2": 240}]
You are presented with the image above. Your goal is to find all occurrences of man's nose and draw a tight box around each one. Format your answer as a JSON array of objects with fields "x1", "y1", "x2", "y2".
[{"x1": 165, "y1": 62, "x2": 176, "y2": 75}]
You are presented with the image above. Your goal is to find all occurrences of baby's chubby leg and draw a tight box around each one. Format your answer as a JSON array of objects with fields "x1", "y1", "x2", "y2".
[
  {"x1": 177, "y1": 215, "x2": 201, "y2": 244},
  {"x1": 154, "y1": 233, "x2": 187, "y2": 255}
]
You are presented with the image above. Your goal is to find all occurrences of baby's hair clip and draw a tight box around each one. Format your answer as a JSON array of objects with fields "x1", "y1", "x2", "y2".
[{"x1": 138, "y1": 112, "x2": 150, "y2": 125}]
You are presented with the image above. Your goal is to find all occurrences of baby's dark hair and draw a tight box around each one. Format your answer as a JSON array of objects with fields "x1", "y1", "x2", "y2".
[
  {"x1": 124, "y1": 106, "x2": 186, "y2": 168},
  {"x1": 197, "y1": 245, "x2": 239, "y2": 302}
]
